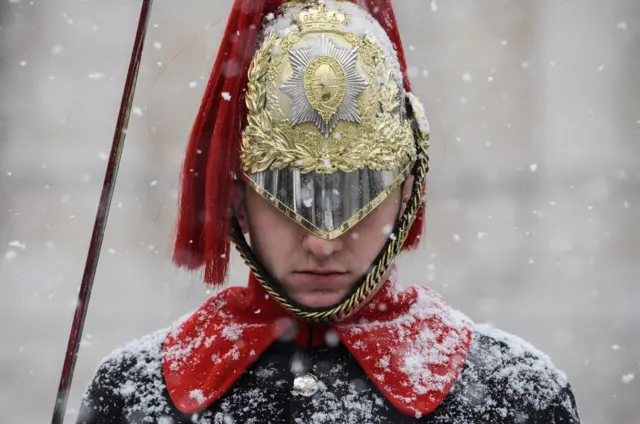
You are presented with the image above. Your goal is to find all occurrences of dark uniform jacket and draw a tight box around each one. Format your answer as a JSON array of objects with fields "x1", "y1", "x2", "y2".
[{"x1": 78, "y1": 277, "x2": 580, "y2": 424}]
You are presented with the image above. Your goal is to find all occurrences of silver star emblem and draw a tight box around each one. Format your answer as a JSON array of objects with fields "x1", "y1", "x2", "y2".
[{"x1": 281, "y1": 35, "x2": 368, "y2": 138}]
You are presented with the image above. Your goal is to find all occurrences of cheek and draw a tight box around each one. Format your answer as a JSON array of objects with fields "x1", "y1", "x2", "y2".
[
  {"x1": 367, "y1": 197, "x2": 401, "y2": 233},
  {"x1": 245, "y1": 192, "x2": 301, "y2": 266},
  {"x1": 346, "y1": 197, "x2": 400, "y2": 255}
]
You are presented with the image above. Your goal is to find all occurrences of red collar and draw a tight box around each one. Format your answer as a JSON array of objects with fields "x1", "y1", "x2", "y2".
[{"x1": 162, "y1": 271, "x2": 472, "y2": 417}]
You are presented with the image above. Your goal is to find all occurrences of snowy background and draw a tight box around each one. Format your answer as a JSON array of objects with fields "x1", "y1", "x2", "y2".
[{"x1": 1, "y1": 0, "x2": 639, "y2": 422}]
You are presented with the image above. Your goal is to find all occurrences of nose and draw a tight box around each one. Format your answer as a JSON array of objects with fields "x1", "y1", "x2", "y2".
[{"x1": 301, "y1": 232, "x2": 344, "y2": 259}]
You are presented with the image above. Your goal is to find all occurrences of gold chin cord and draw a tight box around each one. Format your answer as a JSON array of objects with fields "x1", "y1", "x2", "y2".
[{"x1": 50, "y1": 1, "x2": 154, "y2": 423}]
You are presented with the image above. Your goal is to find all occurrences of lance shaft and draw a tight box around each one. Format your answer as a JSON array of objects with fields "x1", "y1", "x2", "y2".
[{"x1": 51, "y1": 1, "x2": 154, "y2": 422}]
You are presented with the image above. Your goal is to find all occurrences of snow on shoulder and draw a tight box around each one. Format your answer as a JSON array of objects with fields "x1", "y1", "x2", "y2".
[
  {"x1": 465, "y1": 323, "x2": 574, "y2": 415},
  {"x1": 81, "y1": 326, "x2": 175, "y2": 421}
]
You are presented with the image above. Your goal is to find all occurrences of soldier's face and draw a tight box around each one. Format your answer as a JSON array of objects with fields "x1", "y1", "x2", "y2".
[{"x1": 234, "y1": 178, "x2": 413, "y2": 309}]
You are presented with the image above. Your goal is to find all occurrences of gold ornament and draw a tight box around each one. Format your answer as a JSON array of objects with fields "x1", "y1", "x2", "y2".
[
  {"x1": 282, "y1": 34, "x2": 367, "y2": 137},
  {"x1": 295, "y1": 1, "x2": 350, "y2": 30},
  {"x1": 241, "y1": 2, "x2": 416, "y2": 175}
]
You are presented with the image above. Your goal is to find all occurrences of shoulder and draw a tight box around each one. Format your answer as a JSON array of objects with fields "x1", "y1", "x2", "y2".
[
  {"x1": 91, "y1": 307, "x2": 200, "y2": 382},
  {"x1": 469, "y1": 323, "x2": 569, "y2": 390},
  {"x1": 452, "y1": 323, "x2": 580, "y2": 422},
  {"x1": 95, "y1": 326, "x2": 167, "y2": 382},
  {"x1": 87, "y1": 286, "x2": 247, "y2": 389},
  {"x1": 78, "y1": 327, "x2": 173, "y2": 423}
]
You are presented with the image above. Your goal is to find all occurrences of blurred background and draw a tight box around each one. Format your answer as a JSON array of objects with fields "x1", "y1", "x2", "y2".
[{"x1": 1, "y1": 0, "x2": 638, "y2": 422}]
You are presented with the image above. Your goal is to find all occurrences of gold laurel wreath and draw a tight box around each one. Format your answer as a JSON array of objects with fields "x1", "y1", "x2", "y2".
[{"x1": 241, "y1": 32, "x2": 415, "y2": 174}]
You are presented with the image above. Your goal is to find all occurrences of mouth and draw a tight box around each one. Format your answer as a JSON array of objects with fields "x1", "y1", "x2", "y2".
[{"x1": 293, "y1": 269, "x2": 349, "y2": 284}]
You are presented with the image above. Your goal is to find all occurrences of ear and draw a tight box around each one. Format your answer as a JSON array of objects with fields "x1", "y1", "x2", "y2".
[
  {"x1": 231, "y1": 182, "x2": 250, "y2": 235},
  {"x1": 401, "y1": 175, "x2": 414, "y2": 213}
]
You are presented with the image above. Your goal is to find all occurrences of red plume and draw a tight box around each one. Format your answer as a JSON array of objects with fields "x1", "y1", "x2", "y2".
[
  {"x1": 174, "y1": 0, "x2": 422, "y2": 285},
  {"x1": 173, "y1": 0, "x2": 285, "y2": 285}
]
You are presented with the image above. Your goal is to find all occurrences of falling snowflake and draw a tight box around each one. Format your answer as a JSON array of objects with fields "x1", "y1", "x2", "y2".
[
  {"x1": 621, "y1": 373, "x2": 635, "y2": 384},
  {"x1": 62, "y1": 13, "x2": 74, "y2": 25},
  {"x1": 325, "y1": 330, "x2": 340, "y2": 347},
  {"x1": 8, "y1": 241, "x2": 26, "y2": 250}
]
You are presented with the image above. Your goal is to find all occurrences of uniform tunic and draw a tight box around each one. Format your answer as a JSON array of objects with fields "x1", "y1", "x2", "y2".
[{"x1": 77, "y1": 278, "x2": 580, "y2": 424}]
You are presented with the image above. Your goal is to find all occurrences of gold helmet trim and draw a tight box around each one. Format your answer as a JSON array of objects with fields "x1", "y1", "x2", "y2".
[{"x1": 242, "y1": 163, "x2": 412, "y2": 240}]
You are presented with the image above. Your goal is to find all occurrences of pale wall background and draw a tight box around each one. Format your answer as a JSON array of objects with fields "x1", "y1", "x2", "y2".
[{"x1": 0, "y1": 0, "x2": 638, "y2": 423}]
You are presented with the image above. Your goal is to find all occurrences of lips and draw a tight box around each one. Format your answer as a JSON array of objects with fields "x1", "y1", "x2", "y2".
[
  {"x1": 303, "y1": 269, "x2": 346, "y2": 275},
  {"x1": 293, "y1": 269, "x2": 349, "y2": 285}
]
